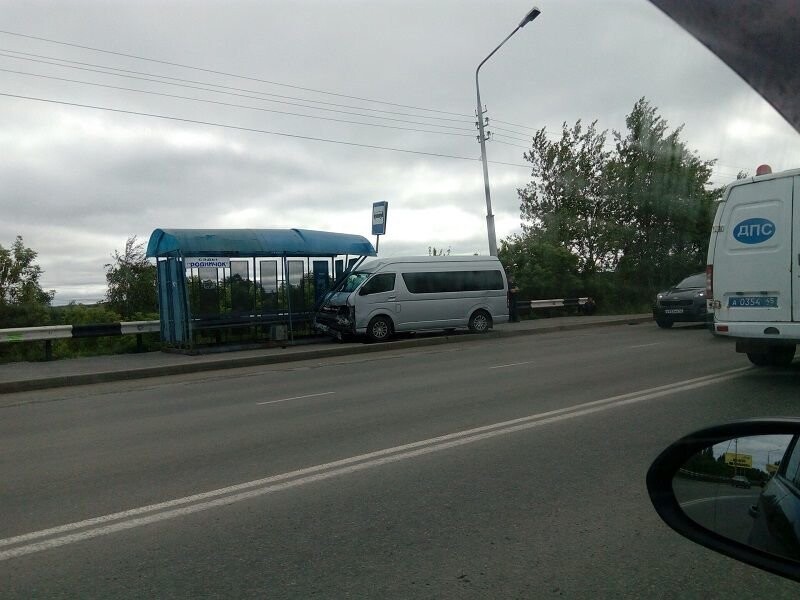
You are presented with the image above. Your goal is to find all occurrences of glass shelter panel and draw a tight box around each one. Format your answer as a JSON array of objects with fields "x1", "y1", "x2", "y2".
[
  {"x1": 287, "y1": 260, "x2": 306, "y2": 311},
  {"x1": 229, "y1": 260, "x2": 253, "y2": 314},
  {"x1": 313, "y1": 260, "x2": 331, "y2": 303},
  {"x1": 197, "y1": 267, "x2": 220, "y2": 317},
  {"x1": 259, "y1": 260, "x2": 278, "y2": 311}
]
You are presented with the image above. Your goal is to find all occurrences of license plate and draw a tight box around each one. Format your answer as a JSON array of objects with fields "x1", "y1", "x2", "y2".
[
  {"x1": 664, "y1": 308, "x2": 684, "y2": 314},
  {"x1": 728, "y1": 296, "x2": 778, "y2": 308}
]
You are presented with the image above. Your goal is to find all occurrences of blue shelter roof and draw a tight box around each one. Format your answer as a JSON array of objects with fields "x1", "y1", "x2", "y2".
[{"x1": 147, "y1": 228, "x2": 376, "y2": 258}]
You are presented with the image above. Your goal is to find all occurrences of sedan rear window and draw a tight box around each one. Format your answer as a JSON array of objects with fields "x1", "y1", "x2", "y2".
[{"x1": 676, "y1": 274, "x2": 705, "y2": 289}]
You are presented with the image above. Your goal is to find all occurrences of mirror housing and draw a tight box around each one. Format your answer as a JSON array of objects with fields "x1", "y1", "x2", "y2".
[{"x1": 647, "y1": 418, "x2": 800, "y2": 582}]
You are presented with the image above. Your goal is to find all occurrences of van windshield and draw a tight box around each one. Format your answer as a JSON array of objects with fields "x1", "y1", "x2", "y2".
[{"x1": 338, "y1": 272, "x2": 370, "y2": 293}]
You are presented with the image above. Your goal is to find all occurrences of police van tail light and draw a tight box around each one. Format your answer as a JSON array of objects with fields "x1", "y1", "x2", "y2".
[{"x1": 706, "y1": 265, "x2": 713, "y2": 299}]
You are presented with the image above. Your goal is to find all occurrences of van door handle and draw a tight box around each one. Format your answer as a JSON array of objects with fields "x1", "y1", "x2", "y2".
[{"x1": 387, "y1": 296, "x2": 397, "y2": 301}]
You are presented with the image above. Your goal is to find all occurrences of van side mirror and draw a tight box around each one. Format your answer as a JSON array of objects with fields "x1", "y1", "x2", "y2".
[{"x1": 647, "y1": 419, "x2": 800, "y2": 581}]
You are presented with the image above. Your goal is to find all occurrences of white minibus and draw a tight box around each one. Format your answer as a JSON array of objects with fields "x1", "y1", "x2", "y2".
[{"x1": 314, "y1": 256, "x2": 509, "y2": 341}]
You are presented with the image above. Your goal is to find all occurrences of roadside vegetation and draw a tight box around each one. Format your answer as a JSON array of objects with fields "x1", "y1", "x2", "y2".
[
  {"x1": 500, "y1": 98, "x2": 722, "y2": 314},
  {"x1": 0, "y1": 235, "x2": 158, "y2": 363},
  {"x1": 1, "y1": 98, "x2": 726, "y2": 360}
]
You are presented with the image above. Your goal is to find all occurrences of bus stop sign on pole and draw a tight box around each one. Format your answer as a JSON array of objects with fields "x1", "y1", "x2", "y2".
[{"x1": 372, "y1": 201, "x2": 388, "y2": 252}]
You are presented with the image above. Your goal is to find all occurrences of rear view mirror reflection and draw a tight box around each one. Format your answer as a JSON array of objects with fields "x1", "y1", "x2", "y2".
[
  {"x1": 674, "y1": 434, "x2": 799, "y2": 561},
  {"x1": 647, "y1": 420, "x2": 800, "y2": 582}
]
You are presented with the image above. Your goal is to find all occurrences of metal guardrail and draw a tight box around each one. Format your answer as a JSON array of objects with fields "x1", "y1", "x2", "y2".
[
  {"x1": 119, "y1": 321, "x2": 162, "y2": 335},
  {"x1": 526, "y1": 297, "x2": 590, "y2": 309},
  {"x1": 0, "y1": 325, "x2": 74, "y2": 343},
  {"x1": 1, "y1": 298, "x2": 595, "y2": 360},
  {"x1": 676, "y1": 468, "x2": 734, "y2": 485},
  {"x1": 0, "y1": 321, "x2": 160, "y2": 343},
  {"x1": 0, "y1": 320, "x2": 161, "y2": 360},
  {"x1": 514, "y1": 297, "x2": 596, "y2": 318},
  {"x1": 0, "y1": 317, "x2": 297, "y2": 360}
]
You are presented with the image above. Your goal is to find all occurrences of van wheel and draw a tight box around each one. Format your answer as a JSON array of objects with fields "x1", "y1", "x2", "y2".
[
  {"x1": 656, "y1": 319, "x2": 673, "y2": 329},
  {"x1": 367, "y1": 316, "x2": 393, "y2": 342},
  {"x1": 468, "y1": 310, "x2": 491, "y2": 333},
  {"x1": 748, "y1": 346, "x2": 796, "y2": 367},
  {"x1": 746, "y1": 352, "x2": 771, "y2": 367},
  {"x1": 769, "y1": 346, "x2": 796, "y2": 367}
]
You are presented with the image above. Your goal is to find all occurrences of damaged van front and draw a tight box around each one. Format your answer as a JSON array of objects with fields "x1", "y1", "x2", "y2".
[{"x1": 313, "y1": 271, "x2": 371, "y2": 340}]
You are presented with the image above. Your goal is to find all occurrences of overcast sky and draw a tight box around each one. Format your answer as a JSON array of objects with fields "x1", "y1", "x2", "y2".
[{"x1": 2, "y1": 0, "x2": 799, "y2": 304}]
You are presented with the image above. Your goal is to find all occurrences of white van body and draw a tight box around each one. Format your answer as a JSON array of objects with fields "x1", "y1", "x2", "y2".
[
  {"x1": 313, "y1": 256, "x2": 509, "y2": 341},
  {"x1": 707, "y1": 167, "x2": 800, "y2": 365}
]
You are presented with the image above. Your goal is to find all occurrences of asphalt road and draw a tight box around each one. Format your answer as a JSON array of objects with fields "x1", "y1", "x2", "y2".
[
  {"x1": 677, "y1": 479, "x2": 763, "y2": 545},
  {"x1": 2, "y1": 322, "x2": 800, "y2": 598}
]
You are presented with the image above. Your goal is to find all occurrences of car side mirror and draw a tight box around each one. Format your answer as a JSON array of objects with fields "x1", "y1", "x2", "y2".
[{"x1": 647, "y1": 419, "x2": 800, "y2": 581}]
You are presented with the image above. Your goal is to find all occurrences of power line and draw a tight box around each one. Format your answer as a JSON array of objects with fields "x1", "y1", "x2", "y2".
[
  {"x1": 490, "y1": 124, "x2": 534, "y2": 138},
  {"x1": 503, "y1": 126, "x2": 590, "y2": 142},
  {"x1": 492, "y1": 118, "x2": 539, "y2": 131},
  {"x1": 492, "y1": 132, "x2": 534, "y2": 144},
  {"x1": 491, "y1": 139, "x2": 530, "y2": 150},
  {"x1": 0, "y1": 67, "x2": 475, "y2": 138},
  {"x1": 0, "y1": 48, "x2": 473, "y2": 125},
  {"x1": 0, "y1": 52, "x2": 475, "y2": 132},
  {"x1": 0, "y1": 44, "x2": 549, "y2": 150},
  {"x1": 0, "y1": 91, "x2": 532, "y2": 169},
  {"x1": 0, "y1": 29, "x2": 473, "y2": 118},
  {"x1": 0, "y1": 31, "x2": 558, "y2": 149},
  {"x1": 491, "y1": 118, "x2": 564, "y2": 139},
  {"x1": 491, "y1": 159, "x2": 531, "y2": 169}
]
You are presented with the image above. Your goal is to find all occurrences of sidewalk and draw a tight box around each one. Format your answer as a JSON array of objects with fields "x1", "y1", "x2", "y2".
[{"x1": 0, "y1": 314, "x2": 652, "y2": 394}]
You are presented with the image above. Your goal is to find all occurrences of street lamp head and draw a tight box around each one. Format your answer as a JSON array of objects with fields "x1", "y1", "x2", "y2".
[{"x1": 519, "y1": 6, "x2": 541, "y2": 28}]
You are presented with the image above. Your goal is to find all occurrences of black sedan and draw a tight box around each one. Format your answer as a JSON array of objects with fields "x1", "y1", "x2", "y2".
[{"x1": 652, "y1": 273, "x2": 710, "y2": 329}]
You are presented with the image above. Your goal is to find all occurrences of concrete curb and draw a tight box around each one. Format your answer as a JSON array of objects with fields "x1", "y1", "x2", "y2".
[{"x1": 0, "y1": 315, "x2": 652, "y2": 394}]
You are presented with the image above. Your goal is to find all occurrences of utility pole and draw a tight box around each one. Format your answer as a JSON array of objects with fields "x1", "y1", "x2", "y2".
[{"x1": 475, "y1": 6, "x2": 541, "y2": 256}]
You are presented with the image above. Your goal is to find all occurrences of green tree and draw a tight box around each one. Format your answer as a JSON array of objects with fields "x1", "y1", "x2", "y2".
[
  {"x1": 507, "y1": 98, "x2": 721, "y2": 311},
  {"x1": 499, "y1": 233, "x2": 581, "y2": 302},
  {"x1": 105, "y1": 236, "x2": 157, "y2": 320},
  {"x1": 0, "y1": 236, "x2": 54, "y2": 362},
  {"x1": 0, "y1": 236, "x2": 54, "y2": 328},
  {"x1": 609, "y1": 98, "x2": 720, "y2": 294},
  {"x1": 517, "y1": 119, "x2": 620, "y2": 275}
]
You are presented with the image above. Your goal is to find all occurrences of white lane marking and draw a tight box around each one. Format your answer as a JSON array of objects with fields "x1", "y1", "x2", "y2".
[
  {"x1": 680, "y1": 495, "x2": 756, "y2": 508},
  {"x1": 0, "y1": 366, "x2": 750, "y2": 561},
  {"x1": 489, "y1": 361, "x2": 534, "y2": 370},
  {"x1": 628, "y1": 342, "x2": 662, "y2": 349},
  {"x1": 256, "y1": 391, "x2": 335, "y2": 405}
]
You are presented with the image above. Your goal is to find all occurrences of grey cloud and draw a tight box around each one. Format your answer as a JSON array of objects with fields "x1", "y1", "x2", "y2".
[{"x1": 1, "y1": 0, "x2": 799, "y2": 303}]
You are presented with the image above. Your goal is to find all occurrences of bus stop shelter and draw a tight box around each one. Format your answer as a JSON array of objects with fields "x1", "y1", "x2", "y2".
[{"x1": 146, "y1": 228, "x2": 376, "y2": 348}]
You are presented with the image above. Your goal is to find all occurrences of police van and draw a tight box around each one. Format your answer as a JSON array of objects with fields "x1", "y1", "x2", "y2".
[
  {"x1": 707, "y1": 164, "x2": 799, "y2": 366},
  {"x1": 314, "y1": 255, "x2": 509, "y2": 342}
]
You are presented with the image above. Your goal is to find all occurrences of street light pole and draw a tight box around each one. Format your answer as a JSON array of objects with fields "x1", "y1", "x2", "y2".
[{"x1": 475, "y1": 6, "x2": 541, "y2": 256}]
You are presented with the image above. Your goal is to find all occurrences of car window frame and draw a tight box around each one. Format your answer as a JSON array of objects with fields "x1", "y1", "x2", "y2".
[{"x1": 358, "y1": 273, "x2": 396, "y2": 296}]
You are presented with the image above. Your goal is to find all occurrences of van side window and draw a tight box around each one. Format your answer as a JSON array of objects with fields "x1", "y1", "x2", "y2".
[
  {"x1": 402, "y1": 270, "x2": 504, "y2": 294},
  {"x1": 359, "y1": 273, "x2": 396, "y2": 295}
]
